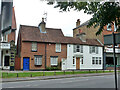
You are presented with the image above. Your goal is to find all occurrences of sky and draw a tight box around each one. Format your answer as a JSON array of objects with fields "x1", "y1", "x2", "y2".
[{"x1": 13, "y1": 0, "x2": 92, "y2": 43}]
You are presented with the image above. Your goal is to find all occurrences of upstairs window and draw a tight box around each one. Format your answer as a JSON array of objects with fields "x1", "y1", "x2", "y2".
[
  {"x1": 90, "y1": 46, "x2": 99, "y2": 54},
  {"x1": 73, "y1": 45, "x2": 83, "y2": 53},
  {"x1": 34, "y1": 55, "x2": 42, "y2": 65},
  {"x1": 56, "y1": 44, "x2": 61, "y2": 52},
  {"x1": 32, "y1": 42, "x2": 37, "y2": 51},
  {"x1": 107, "y1": 23, "x2": 112, "y2": 31},
  {"x1": 51, "y1": 56, "x2": 58, "y2": 66}
]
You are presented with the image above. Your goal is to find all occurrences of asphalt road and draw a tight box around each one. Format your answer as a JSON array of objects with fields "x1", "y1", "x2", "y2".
[{"x1": 2, "y1": 75, "x2": 115, "y2": 88}]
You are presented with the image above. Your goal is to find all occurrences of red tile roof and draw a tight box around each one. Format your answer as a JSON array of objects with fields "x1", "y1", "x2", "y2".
[{"x1": 19, "y1": 25, "x2": 102, "y2": 46}]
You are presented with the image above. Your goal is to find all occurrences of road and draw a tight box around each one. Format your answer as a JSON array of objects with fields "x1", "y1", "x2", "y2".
[{"x1": 2, "y1": 75, "x2": 115, "y2": 88}]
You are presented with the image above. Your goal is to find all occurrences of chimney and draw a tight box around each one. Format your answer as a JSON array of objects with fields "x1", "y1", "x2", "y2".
[
  {"x1": 38, "y1": 18, "x2": 46, "y2": 33},
  {"x1": 76, "y1": 19, "x2": 80, "y2": 27},
  {"x1": 76, "y1": 33, "x2": 86, "y2": 42}
]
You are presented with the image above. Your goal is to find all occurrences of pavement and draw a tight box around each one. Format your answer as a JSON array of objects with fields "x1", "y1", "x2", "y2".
[{"x1": 1, "y1": 72, "x2": 114, "y2": 83}]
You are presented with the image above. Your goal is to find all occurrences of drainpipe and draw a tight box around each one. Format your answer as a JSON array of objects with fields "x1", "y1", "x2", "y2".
[{"x1": 45, "y1": 43, "x2": 47, "y2": 69}]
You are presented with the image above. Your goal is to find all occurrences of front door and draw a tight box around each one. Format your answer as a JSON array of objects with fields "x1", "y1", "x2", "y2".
[
  {"x1": 76, "y1": 57, "x2": 80, "y2": 70},
  {"x1": 23, "y1": 57, "x2": 30, "y2": 70},
  {"x1": 4, "y1": 56, "x2": 10, "y2": 66}
]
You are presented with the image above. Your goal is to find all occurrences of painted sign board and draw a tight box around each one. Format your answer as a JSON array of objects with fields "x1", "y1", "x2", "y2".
[
  {"x1": 104, "y1": 33, "x2": 120, "y2": 45},
  {"x1": 10, "y1": 40, "x2": 15, "y2": 71}
]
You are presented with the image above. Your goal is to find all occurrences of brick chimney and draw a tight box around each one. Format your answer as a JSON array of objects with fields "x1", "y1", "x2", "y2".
[
  {"x1": 76, "y1": 33, "x2": 86, "y2": 42},
  {"x1": 38, "y1": 18, "x2": 46, "y2": 33},
  {"x1": 76, "y1": 19, "x2": 80, "y2": 27}
]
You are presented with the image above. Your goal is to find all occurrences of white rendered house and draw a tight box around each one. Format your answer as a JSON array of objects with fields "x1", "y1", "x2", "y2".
[{"x1": 62, "y1": 33, "x2": 103, "y2": 70}]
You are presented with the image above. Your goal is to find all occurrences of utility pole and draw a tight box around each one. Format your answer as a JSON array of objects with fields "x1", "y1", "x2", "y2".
[{"x1": 112, "y1": 32, "x2": 118, "y2": 90}]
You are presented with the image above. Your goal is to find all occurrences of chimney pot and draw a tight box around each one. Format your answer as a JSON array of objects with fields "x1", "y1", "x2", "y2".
[{"x1": 76, "y1": 19, "x2": 80, "y2": 27}]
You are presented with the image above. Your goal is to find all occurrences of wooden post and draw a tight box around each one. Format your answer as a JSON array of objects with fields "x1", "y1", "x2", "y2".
[
  {"x1": 17, "y1": 73, "x2": 18, "y2": 77},
  {"x1": 64, "y1": 71, "x2": 65, "y2": 75},
  {"x1": 54, "y1": 71, "x2": 56, "y2": 76},
  {"x1": 31, "y1": 74, "x2": 32, "y2": 77}
]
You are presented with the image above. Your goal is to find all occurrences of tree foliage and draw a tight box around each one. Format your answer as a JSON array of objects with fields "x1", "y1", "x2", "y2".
[{"x1": 48, "y1": 1, "x2": 120, "y2": 35}]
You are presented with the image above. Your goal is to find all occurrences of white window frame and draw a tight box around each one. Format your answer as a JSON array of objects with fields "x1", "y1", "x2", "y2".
[
  {"x1": 51, "y1": 56, "x2": 58, "y2": 66},
  {"x1": 56, "y1": 43, "x2": 61, "y2": 52},
  {"x1": 32, "y1": 42, "x2": 37, "y2": 51},
  {"x1": 73, "y1": 45, "x2": 83, "y2": 53},
  {"x1": 90, "y1": 46, "x2": 99, "y2": 54},
  {"x1": 34, "y1": 55, "x2": 42, "y2": 65},
  {"x1": 92, "y1": 57, "x2": 102, "y2": 65}
]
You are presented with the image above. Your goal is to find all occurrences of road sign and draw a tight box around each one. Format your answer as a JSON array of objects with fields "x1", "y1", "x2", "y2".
[
  {"x1": 1, "y1": 0, "x2": 13, "y2": 35},
  {"x1": 104, "y1": 33, "x2": 120, "y2": 45}
]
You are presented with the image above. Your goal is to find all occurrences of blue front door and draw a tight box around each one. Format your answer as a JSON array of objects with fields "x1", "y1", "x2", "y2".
[{"x1": 23, "y1": 57, "x2": 29, "y2": 70}]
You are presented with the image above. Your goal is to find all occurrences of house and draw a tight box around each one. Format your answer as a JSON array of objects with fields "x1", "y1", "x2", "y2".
[
  {"x1": 16, "y1": 18, "x2": 67, "y2": 70},
  {"x1": 73, "y1": 19, "x2": 120, "y2": 70},
  {"x1": 0, "y1": 7, "x2": 16, "y2": 70},
  {"x1": 16, "y1": 18, "x2": 103, "y2": 71},
  {"x1": 62, "y1": 33, "x2": 103, "y2": 70}
]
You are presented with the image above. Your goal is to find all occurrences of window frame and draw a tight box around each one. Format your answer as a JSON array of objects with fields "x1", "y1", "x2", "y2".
[
  {"x1": 50, "y1": 56, "x2": 58, "y2": 66},
  {"x1": 56, "y1": 43, "x2": 61, "y2": 52},
  {"x1": 73, "y1": 45, "x2": 83, "y2": 53},
  {"x1": 34, "y1": 55, "x2": 42, "y2": 66},
  {"x1": 31, "y1": 42, "x2": 37, "y2": 52}
]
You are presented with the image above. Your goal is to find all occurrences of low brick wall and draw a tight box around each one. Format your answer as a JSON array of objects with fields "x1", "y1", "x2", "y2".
[{"x1": 106, "y1": 67, "x2": 120, "y2": 70}]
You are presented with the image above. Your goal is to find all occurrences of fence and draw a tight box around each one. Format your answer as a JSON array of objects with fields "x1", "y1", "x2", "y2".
[{"x1": 1, "y1": 69, "x2": 115, "y2": 78}]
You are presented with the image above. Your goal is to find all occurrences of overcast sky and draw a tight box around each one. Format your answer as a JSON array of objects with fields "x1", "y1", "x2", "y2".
[{"x1": 13, "y1": 0, "x2": 92, "y2": 42}]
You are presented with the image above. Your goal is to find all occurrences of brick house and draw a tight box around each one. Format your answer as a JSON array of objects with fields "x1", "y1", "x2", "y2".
[
  {"x1": 0, "y1": 7, "x2": 16, "y2": 70},
  {"x1": 73, "y1": 19, "x2": 120, "y2": 70},
  {"x1": 16, "y1": 18, "x2": 68, "y2": 70},
  {"x1": 16, "y1": 18, "x2": 103, "y2": 71}
]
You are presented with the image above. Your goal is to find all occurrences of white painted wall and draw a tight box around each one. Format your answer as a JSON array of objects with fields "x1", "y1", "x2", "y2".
[{"x1": 66, "y1": 44, "x2": 103, "y2": 70}]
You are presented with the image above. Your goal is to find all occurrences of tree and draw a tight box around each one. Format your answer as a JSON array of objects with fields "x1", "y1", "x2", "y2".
[{"x1": 48, "y1": 2, "x2": 120, "y2": 35}]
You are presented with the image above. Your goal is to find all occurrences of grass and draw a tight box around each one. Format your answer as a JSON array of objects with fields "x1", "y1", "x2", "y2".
[{"x1": 1, "y1": 70, "x2": 115, "y2": 79}]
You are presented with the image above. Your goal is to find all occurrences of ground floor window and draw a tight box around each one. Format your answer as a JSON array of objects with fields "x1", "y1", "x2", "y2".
[
  {"x1": 4, "y1": 56, "x2": 10, "y2": 66},
  {"x1": 51, "y1": 56, "x2": 58, "y2": 66},
  {"x1": 106, "y1": 57, "x2": 117, "y2": 65},
  {"x1": 34, "y1": 55, "x2": 42, "y2": 65},
  {"x1": 92, "y1": 57, "x2": 101, "y2": 65}
]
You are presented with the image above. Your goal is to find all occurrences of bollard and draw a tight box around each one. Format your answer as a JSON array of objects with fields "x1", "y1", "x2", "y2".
[
  {"x1": 17, "y1": 73, "x2": 19, "y2": 78},
  {"x1": 31, "y1": 74, "x2": 32, "y2": 77},
  {"x1": 43, "y1": 71, "x2": 45, "y2": 76},
  {"x1": 54, "y1": 71, "x2": 56, "y2": 76},
  {"x1": 7, "y1": 73, "x2": 8, "y2": 77},
  {"x1": 103, "y1": 69, "x2": 104, "y2": 73},
  {"x1": 64, "y1": 71, "x2": 65, "y2": 75},
  {"x1": 73, "y1": 70, "x2": 74, "y2": 74},
  {"x1": 89, "y1": 70, "x2": 90, "y2": 73}
]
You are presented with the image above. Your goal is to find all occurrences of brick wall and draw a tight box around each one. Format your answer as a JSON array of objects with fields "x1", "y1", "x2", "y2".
[
  {"x1": 15, "y1": 56, "x2": 21, "y2": 70},
  {"x1": 8, "y1": 31, "x2": 16, "y2": 42},
  {"x1": 20, "y1": 42, "x2": 67, "y2": 70}
]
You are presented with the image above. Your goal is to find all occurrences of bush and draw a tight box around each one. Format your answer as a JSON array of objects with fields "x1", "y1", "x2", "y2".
[{"x1": 45, "y1": 67, "x2": 60, "y2": 71}]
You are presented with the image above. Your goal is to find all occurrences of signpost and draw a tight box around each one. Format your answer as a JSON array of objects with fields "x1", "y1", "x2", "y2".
[{"x1": 104, "y1": 32, "x2": 120, "y2": 90}]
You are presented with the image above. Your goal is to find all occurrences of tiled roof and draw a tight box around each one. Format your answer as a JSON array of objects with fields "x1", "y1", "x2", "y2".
[
  {"x1": 12, "y1": 7, "x2": 17, "y2": 30},
  {"x1": 19, "y1": 25, "x2": 102, "y2": 46}
]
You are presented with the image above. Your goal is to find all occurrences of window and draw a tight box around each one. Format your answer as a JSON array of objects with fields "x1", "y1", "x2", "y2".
[
  {"x1": 81, "y1": 57, "x2": 83, "y2": 64},
  {"x1": 3, "y1": 35, "x2": 8, "y2": 42},
  {"x1": 32, "y1": 42, "x2": 37, "y2": 51},
  {"x1": 51, "y1": 56, "x2": 58, "y2": 66},
  {"x1": 73, "y1": 45, "x2": 83, "y2": 53},
  {"x1": 34, "y1": 55, "x2": 42, "y2": 65},
  {"x1": 92, "y1": 57, "x2": 102, "y2": 65},
  {"x1": 90, "y1": 46, "x2": 99, "y2": 54},
  {"x1": 107, "y1": 23, "x2": 112, "y2": 31},
  {"x1": 73, "y1": 57, "x2": 75, "y2": 64},
  {"x1": 92, "y1": 57, "x2": 95, "y2": 64},
  {"x1": 56, "y1": 44, "x2": 61, "y2": 52}
]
